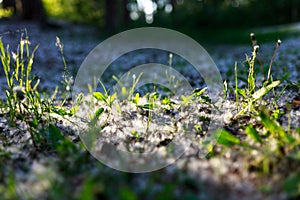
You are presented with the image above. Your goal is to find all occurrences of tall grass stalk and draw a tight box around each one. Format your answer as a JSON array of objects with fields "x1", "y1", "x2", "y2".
[
  {"x1": 56, "y1": 36, "x2": 73, "y2": 98},
  {"x1": 234, "y1": 61, "x2": 238, "y2": 108},
  {"x1": 247, "y1": 45, "x2": 259, "y2": 95},
  {"x1": 0, "y1": 40, "x2": 12, "y2": 89},
  {"x1": 250, "y1": 33, "x2": 264, "y2": 78},
  {"x1": 267, "y1": 39, "x2": 281, "y2": 82}
]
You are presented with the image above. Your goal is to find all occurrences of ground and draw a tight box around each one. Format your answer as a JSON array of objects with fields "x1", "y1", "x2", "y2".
[{"x1": 0, "y1": 20, "x2": 299, "y2": 199}]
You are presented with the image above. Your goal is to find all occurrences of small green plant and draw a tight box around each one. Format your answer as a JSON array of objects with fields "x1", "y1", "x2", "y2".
[
  {"x1": 234, "y1": 34, "x2": 282, "y2": 119},
  {"x1": 180, "y1": 94, "x2": 193, "y2": 106},
  {"x1": 90, "y1": 81, "x2": 116, "y2": 127},
  {"x1": 56, "y1": 36, "x2": 74, "y2": 99},
  {"x1": 215, "y1": 33, "x2": 299, "y2": 198},
  {"x1": 216, "y1": 108, "x2": 300, "y2": 195},
  {"x1": 93, "y1": 80, "x2": 116, "y2": 108},
  {"x1": 130, "y1": 130, "x2": 140, "y2": 138},
  {"x1": 283, "y1": 172, "x2": 300, "y2": 198},
  {"x1": 0, "y1": 33, "x2": 45, "y2": 147},
  {"x1": 137, "y1": 92, "x2": 159, "y2": 133},
  {"x1": 113, "y1": 73, "x2": 143, "y2": 101},
  {"x1": 0, "y1": 33, "x2": 60, "y2": 148},
  {"x1": 132, "y1": 93, "x2": 140, "y2": 105},
  {"x1": 0, "y1": 32, "x2": 39, "y2": 119},
  {"x1": 217, "y1": 109, "x2": 298, "y2": 157}
]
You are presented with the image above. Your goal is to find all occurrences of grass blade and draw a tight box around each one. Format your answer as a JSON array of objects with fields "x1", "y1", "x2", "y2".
[
  {"x1": 215, "y1": 129, "x2": 240, "y2": 146},
  {"x1": 245, "y1": 125, "x2": 263, "y2": 144},
  {"x1": 89, "y1": 107, "x2": 104, "y2": 127},
  {"x1": 252, "y1": 80, "x2": 280, "y2": 101},
  {"x1": 93, "y1": 92, "x2": 107, "y2": 102},
  {"x1": 259, "y1": 110, "x2": 294, "y2": 144}
]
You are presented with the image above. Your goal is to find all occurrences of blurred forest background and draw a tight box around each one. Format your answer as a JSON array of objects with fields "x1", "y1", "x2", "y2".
[{"x1": 1, "y1": 0, "x2": 300, "y2": 40}]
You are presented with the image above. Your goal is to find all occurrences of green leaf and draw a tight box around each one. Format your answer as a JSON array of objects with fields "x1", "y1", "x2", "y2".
[
  {"x1": 161, "y1": 85, "x2": 171, "y2": 93},
  {"x1": 119, "y1": 187, "x2": 138, "y2": 200},
  {"x1": 48, "y1": 124, "x2": 63, "y2": 138},
  {"x1": 259, "y1": 110, "x2": 294, "y2": 144},
  {"x1": 133, "y1": 93, "x2": 139, "y2": 104},
  {"x1": 260, "y1": 111, "x2": 282, "y2": 132},
  {"x1": 161, "y1": 97, "x2": 171, "y2": 105},
  {"x1": 245, "y1": 125, "x2": 263, "y2": 144},
  {"x1": 93, "y1": 92, "x2": 107, "y2": 101},
  {"x1": 271, "y1": 108, "x2": 282, "y2": 120},
  {"x1": 138, "y1": 104, "x2": 156, "y2": 110},
  {"x1": 89, "y1": 107, "x2": 104, "y2": 127},
  {"x1": 283, "y1": 172, "x2": 300, "y2": 198},
  {"x1": 194, "y1": 125, "x2": 202, "y2": 133},
  {"x1": 31, "y1": 118, "x2": 39, "y2": 128},
  {"x1": 109, "y1": 93, "x2": 117, "y2": 107},
  {"x1": 130, "y1": 130, "x2": 139, "y2": 138},
  {"x1": 54, "y1": 106, "x2": 71, "y2": 116},
  {"x1": 150, "y1": 92, "x2": 159, "y2": 100},
  {"x1": 181, "y1": 95, "x2": 193, "y2": 106},
  {"x1": 78, "y1": 177, "x2": 95, "y2": 200},
  {"x1": 121, "y1": 87, "x2": 127, "y2": 97},
  {"x1": 193, "y1": 87, "x2": 207, "y2": 97},
  {"x1": 252, "y1": 80, "x2": 280, "y2": 101},
  {"x1": 237, "y1": 88, "x2": 246, "y2": 98},
  {"x1": 46, "y1": 124, "x2": 65, "y2": 148},
  {"x1": 215, "y1": 129, "x2": 240, "y2": 146}
]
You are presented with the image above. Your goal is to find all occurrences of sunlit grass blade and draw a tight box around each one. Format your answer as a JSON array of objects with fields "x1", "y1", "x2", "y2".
[
  {"x1": 234, "y1": 61, "x2": 239, "y2": 108},
  {"x1": 25, "y1": 44, "x2": 39, "y2": 91},
  {"x1": 259, "y1": 110, "x2": 294, "y2": 144},
  {"x1": 247, "y1": 45, "x2": 259, "y2": 94},
  {"x1": 193, "y1": 87, "x2": 207, "y2": 97},
  {"x1": 215, "y1": 129, "x2": 240, "y2": 146},
  {"x1": 252, "y1": 80, "x2": 280, "y2": 101},
  {"x1": 0, "y1": 39, "x2": 13, "y2": 89},
  {"x1": 93, "y1": 91, "x2": 107, "y2": 102},
  {"x1": 89, "y1": 107, "x2": 104, "y2": 127},
  {"x1": 245, "y1": 125, "x2": 263, "y2": 144},
  {"x1": 283, "y1": 172, "x2": 300, "y2": 198}
]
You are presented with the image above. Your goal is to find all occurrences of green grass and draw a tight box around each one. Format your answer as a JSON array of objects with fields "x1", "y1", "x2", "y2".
[
  {"x1": 214, "y1": 34, "x2": 300, "y2": 198},
  {"x1": 0, "y1": 32, "x2": 300, "y2": 199}
]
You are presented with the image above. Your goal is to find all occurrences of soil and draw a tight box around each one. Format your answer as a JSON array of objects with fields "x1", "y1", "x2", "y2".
[{"x1": 0, "y1": 20, "x2": 299, "y2": 199}]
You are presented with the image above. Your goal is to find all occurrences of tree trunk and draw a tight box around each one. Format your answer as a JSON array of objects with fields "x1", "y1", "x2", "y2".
[
  {"x1": 170, "y1": 0, "x2": 177, "y2": 28},
  {"x1": 21, "y1": 0, "x2": 46, "y2": 21},
  {"x1": 122, "y1": 0, "x2": 130, "y2": 26},
  {"x1": 105, "y1": 0, "x2": 118, "y2": 33}
]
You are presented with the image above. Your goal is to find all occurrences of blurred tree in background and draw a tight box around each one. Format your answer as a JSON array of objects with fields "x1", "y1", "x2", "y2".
[
  {"x1": 1, "y1": 0, "x2": 299, "y2": 32},
  {"x1": 42, "y1": 0, "x2": 105, "y2": 27},
  {"x1": 1, "y1": 0, "x2": 46, "y2": 21}
]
